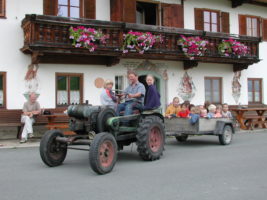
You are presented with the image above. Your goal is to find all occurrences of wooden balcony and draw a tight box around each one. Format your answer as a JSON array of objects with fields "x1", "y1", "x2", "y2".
[{"x1": 21, "y1": 14, "x2": 261, "y2": 71}]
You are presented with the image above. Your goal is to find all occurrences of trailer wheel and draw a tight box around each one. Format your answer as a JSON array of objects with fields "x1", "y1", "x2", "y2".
[
  {"x1": 136, "y1": 116, "x2": 165, "y2": 161},
  {"x1": 40, "y1": 130, "x2": 67, "y2": 167},
  {"x1": 219, "y1": 125, "x2": 233, "y2": 145},
  {"x1": 175, "y1": 134, "x2": 188, "y2": 142},
  {"x1": 89, "y1": 132, "x2": 117, "y2": 174}
]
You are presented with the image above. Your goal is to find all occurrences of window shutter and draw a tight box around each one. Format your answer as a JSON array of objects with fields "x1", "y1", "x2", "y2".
[
  {"x1": 239, "y1": 15, "x2": 246, "y2": 35},
  {"x1": 263, "y1": 18, "x2": 267, "y2": 41},
  {"x1": 43, "y1": 0, "x2": 57, "y2": 16},
  {"x1": 110, "y1": 0, "x2": 123, "y2": 21},
  {"x1": 195, "y1": 8, "x2": 204, "y2": 30},
  {"x1": 0, "y1": 0, "x2": 5, "y2": 17},
  {"x1": 162, "y1": 4, "x2": 184, "y2": 28},
  {"x1": 162, "y1": 4, "x2": 171, "y2": 27},
  {"x1": 221, "y1": 12, "x2": 230, "y2": 33},
  {"x1": 84, "y1": 0, "x2": 96, "y2": 19},
  {"x1": 122, "y1": 0, "x2": 136, "y2": 23}
]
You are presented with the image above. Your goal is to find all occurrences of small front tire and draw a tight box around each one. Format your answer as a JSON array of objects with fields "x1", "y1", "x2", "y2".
[
  {"x1": 89, "y1": 132, "x2": 118, "y2": 174},
  {"x1": 40, "y1": 130, "x2": 67, "y2": 167}
]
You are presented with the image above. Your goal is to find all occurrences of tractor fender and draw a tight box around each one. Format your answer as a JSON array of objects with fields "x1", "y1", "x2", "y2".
[{"x1": 214, "y1": 121, "x2": 235, "y2": 135}]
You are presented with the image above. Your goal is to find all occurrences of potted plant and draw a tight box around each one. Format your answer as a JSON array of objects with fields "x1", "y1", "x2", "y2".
[
  {"x1": 178, "y1": 35, "x2": 209, "y2": 60},
  {"x1": 69, "y1": 26, "x2": 109, "y2": 52},
  {"x1": 122, "y1": 31, "x2": 162, "y2": 54},
  {"x1": 218, "y1": 38, "x2": 249, "y2": 58}
]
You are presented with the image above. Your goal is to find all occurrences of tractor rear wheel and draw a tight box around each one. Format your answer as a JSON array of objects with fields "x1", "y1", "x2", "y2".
[
  {"x1": 97, "y1": 108, "x2": 116, "y2": 132},
  {"x1": 136, "y1": 116, "x2": 165, "y2": 161},
  {"x1": 89, "y1": 132, "x2": 118, "y2": 174}
]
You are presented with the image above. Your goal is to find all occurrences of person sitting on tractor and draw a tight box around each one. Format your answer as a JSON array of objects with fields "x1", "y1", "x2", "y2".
[
  {"x1": 116, "y1": 71, "x2": 146, "y2": 116},
  {"x1": 100, "y1": 79, "x2": 117, "y2": 110},
  {"x1": 143, "y1": 74, "x2": 161, "y2": 110}
]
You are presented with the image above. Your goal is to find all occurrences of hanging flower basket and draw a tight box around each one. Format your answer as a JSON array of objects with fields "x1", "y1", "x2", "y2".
[
  {"x1": 178, "y1": 35, "x2": 209, "y2": 60},
  {"x1": 122, "y1": 31, "x2": 162, "y2": 54},
  {"x1": 218, "y1": 38, "x2": 249, "y2": 58},
  {"x1": 69, "y1": 26, "x2": 109, "y2": 52}
]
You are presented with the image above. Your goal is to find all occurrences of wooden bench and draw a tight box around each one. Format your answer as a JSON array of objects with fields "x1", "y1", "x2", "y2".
[
  {"x1": 0, "y1": 108, "x2": 70, "y2": 139},
  {"x1": 243, "y1": 115, "x2": 266, "y2": 130}
]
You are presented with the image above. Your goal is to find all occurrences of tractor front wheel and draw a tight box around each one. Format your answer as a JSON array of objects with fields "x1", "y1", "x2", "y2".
[
  {"x1": 89, "y1": 132, "x2": 118, "y2": 174},
  {"x1": 40, "y1": 130, "x2": 67, "y2": 167}
]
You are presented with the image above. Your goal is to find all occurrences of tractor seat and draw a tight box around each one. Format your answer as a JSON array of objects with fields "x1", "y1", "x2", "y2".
[{"x1": 119, "y1": 109, "x2": 140, "y2": 116}]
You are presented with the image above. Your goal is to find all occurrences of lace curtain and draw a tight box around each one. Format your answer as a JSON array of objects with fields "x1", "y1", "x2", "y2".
[
  {"x1": 57, "y1": 91, "x2": 68, "y2": 105},
  {"x1": 70, "y1": 91, "x2": 80, "y2": 104},
  {"x1": 57, "y1": 90, "x2": 80, "y2": 105}
]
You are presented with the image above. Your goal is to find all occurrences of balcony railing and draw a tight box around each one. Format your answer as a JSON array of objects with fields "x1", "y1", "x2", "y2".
[{"x1": 21, "y1": 14, "x2": 260, "y2": 69}]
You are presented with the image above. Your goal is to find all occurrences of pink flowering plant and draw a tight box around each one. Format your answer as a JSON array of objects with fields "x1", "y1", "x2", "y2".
[
  {"x1": 218, "y1": 38, "x2": 249, "y2": 58},
  {"x1": 178, "y1": 35, "x2": 209, "y2": 60},
  {"x1": 69, "y1": 26, "x2": 109, "y2": 52},
  {"x1": 122, "y1": 31, "x2": 162, "y2": 54}
]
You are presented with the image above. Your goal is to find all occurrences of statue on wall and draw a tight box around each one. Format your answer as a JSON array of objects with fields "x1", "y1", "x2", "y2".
[
  {"x1": 178, "y1": 71, "x2": 196, "y2": 101},
  {"x1": 232, "y1": 71, "x2": 241, "y2": 104},
  {"x1": 24, "y1": 64, "x2": 39, "y2": 99}
]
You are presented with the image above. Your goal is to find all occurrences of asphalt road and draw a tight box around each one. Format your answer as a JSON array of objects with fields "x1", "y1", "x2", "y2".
[{"x1": 1, "y1": 131, "x2": 267, "y2": 200}]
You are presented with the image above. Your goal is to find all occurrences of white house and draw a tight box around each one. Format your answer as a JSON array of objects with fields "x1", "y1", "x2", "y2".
[{"x1": 0, "y1": 0, "x2": 266, "y2": 111}]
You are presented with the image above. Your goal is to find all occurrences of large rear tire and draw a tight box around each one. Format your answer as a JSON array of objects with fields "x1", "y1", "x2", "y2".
[
  {"x1": 40, "y1": 130, "x2": 67, "y2": 167},
  {"x1": 136, "y1": 116, "x2": 165, "y2": 161},
  {"x1": 97, "y1": 108, "x2": 116, "y2": 132},
  {"x1": 219, "y1": 125, "x2": 233, "y2": 145},
  {"x1": 89, "y1": 132, "x2": 118, "y2": 174}
]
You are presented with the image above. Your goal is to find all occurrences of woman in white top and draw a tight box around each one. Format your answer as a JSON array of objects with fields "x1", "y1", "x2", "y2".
[{"x1": 100, "y1": 79, "x2": 117, "y2": 110}]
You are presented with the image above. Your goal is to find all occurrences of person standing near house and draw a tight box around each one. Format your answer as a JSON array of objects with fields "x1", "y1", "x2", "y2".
[
  {"x1": 100, "y1": 79, "x2": 117, "y2": 110},
  {"x1": 20, "y1": 92, "x2": 41, "y2": 143},
  {"x1": 144, "y1": 75, "x2": 161, "y2": 110},
  {"x1": 165, "y1": 97, "x2": 181, "y2": 119},
  {"x1": 116, "y1": 71, "x2": 145, "y2": 116}
]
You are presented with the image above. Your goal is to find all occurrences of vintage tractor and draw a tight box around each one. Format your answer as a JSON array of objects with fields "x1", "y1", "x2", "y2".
[{"x1": 39, "y1": 105, "x2": 165, "y2": 174}]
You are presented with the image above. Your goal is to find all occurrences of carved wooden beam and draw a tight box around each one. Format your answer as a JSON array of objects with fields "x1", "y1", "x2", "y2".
[
  {"x1": 233, "y1": 63, "x2": 249, "y2": 72},
  {"x1": 183, "y1": 60, "x2": 198, "y2": 70},
  {"x1": 106, "y1": 57, "x2": 120, "y2": 67},
  {"x1": 31, "y1": 51, "x2": 43, "y2": 64}
]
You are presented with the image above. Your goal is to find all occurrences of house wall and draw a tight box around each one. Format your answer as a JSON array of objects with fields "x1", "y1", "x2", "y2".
[{"x1": 0, "y1": 0, "x2": 266, "y2": 110}]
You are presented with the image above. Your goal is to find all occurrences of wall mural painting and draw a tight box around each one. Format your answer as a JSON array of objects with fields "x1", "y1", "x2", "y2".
[
  {"x1": 178, "y1": 71, "x2": 196, "y2": 101},
  {"x1": 24, "y1": 64, "x2": 39, "y2": 99},
  {"x1": 232, "y1": 71, "x2": 242, "y2": 104}
]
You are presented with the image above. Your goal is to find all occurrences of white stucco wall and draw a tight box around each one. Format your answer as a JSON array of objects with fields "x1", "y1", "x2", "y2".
[{"x1": 0, "y1": 0, "x2": 267, "y2": 109}]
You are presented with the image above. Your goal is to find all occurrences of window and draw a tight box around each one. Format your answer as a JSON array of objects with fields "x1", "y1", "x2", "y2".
[
  {"x1": 0, "y1": 0, "x2": 5, "y2": 18},
  {"x1": 205, "y1": 77, "x2": 222, "y2": 104},
  {"x1": 246, "y1": 16, "x2": 258, "y2": 37},
  {"x1": 0, "y1": 72, "x2": 6, "y2": 108},
  {"x1": 56, "y1": 73, "x2": 83, "y2": 106},
  {"x1": 136, "y1": 2, "x2": 158, "y2": 25},
  {"x1": 110, "y1": 1, "x2": 184, "y2": 28},
  {"x1": 203, "y1": 10, "x2": 219, "y2": 32},
  {"x1": 58, "y1": 0, "x2": 80, "y2": 18},
  {"x1": 195, "y1": 8, "x2": 229, "y2": 33},
  {"x1": 239, "y1": 15, "x2": 260, "y2": 37},
  {"x1": 115, "y1": 75, "x2": 124, "y2": 94},
  {"x1": 44, "y1": 0, "x2": 95, "y2": 19},
  {"x1": 248, "y1": 78, "x2": 262, "y2": 104}
]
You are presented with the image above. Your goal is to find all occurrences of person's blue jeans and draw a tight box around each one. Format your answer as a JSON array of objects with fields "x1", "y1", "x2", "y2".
[{"x1": 116, "y1": 101, "x2": 143, "y2": 116}]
